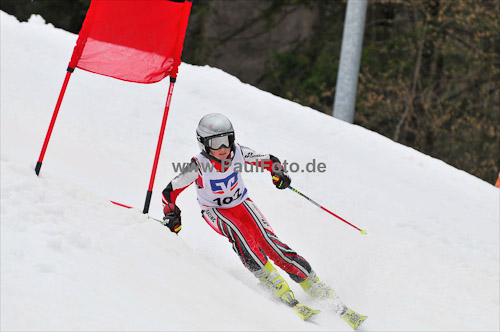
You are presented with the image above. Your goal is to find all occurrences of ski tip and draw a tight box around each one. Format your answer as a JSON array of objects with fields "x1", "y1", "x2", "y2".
[
  {"x1": 356, "y1": 315, "x2": 368, "y2": 329},
  {"x1": 342, "y1": 310, "x2": 368, "y2": 330},
  {"x1": 304, "y1": 309, "x2": 321, "y2": 321},
  {"x1": 293, "y1": 303, "x2": 321, "y2": 321},
  {"x1": 360, "y1": 229, "x2": 367, "y2": 235}
]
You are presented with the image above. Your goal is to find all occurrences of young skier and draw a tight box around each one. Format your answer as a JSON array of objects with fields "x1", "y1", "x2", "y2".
[{"x1": 161, "y1": 113, "x2": 366, "y2": 328}]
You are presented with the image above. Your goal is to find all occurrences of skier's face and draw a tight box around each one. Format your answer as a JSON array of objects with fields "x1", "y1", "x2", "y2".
[{"x1": 210, "y1": 146, "x2": 230, "y2": 160}]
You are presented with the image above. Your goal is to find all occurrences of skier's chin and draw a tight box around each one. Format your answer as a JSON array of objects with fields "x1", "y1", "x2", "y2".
[{"x1": 210, "y1": 148, "x2": 230, "y2": 160}]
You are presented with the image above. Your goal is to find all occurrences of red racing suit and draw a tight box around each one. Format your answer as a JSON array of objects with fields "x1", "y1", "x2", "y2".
[{"x1": 162, "y1": 143, "x2": 312, "y2": 282}]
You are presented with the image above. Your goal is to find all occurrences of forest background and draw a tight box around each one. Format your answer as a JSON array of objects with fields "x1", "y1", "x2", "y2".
[{"x1": 2, "y1": 0, "x2": 498, "y2": 183}]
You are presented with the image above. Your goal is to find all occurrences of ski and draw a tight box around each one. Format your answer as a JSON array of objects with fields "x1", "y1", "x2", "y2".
[
  {"x1": 292, "y1": 302, "x2": 321, "y2": 321},
  {"x1": 321, "y1": 293, "x2": 368, "y2": 330},
  {"x1": 340, "y1": 306, "x2": 368, "y2": 330}
]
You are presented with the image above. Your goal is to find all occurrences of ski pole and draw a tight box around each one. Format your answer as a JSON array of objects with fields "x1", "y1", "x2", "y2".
[
  {"x1": 147, "y1": 215, "x2": 179, "y2": 236},
  {"x1": 290, "y1": 185, "x2": 367, "y2": 235},
  {"x1": 148, "y1": 215, "x2": 164, "y2": 224},
  {"x1": 110, "y1": 201, "x2": 174, "y2": 232},
  {"x1": 274, "y1": 177, "x2": 367, "y2": 235}
]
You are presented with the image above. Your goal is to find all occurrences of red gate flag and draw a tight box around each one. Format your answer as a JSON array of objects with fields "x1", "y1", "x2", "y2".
[
  {"x1": 36, "y1": 0, "x2": 192, "y2": 214},
  {"x1": 68, "y1": 0, "x2": 192, "y2": 83}
]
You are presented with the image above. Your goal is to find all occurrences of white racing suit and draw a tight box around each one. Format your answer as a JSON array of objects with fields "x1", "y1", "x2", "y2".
[{"x1": 162, "y1": 143, "x2": 312, "y2": 282}]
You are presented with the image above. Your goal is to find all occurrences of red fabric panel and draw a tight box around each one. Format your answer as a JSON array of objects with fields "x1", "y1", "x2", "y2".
[{"x1": 69, "y1": 0, "x2": 192, "y2": 83}]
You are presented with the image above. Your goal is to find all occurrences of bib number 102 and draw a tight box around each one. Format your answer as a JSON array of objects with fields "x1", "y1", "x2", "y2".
[{"x1": 213, "y1": 188, "x2": 242, "y2": 206}]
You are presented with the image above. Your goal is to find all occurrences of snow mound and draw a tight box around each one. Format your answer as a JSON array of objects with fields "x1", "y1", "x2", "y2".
[{"x1": 1, "y1": 11, "x2": 499, "y2": 331}]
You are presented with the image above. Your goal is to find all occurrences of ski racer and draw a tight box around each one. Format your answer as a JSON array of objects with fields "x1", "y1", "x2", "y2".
[{"x1": 161, "y1": 113, "x2": 366, "y2": 327}]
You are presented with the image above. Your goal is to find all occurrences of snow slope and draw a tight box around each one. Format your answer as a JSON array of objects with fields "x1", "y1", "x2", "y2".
[{"x1": 1, "y1": 12, "x2": 499, "y2": 331}]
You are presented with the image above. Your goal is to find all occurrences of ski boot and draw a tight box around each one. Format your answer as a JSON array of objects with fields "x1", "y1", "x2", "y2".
[
  {"x1": 255, "y1": 261, "x2": 297, "y2": 306},
  {"x1": 255, "y1": 261, "x2": 320, "y2": 320},
  {"x1": 299, "y1": 270, "x2": 337, "y2": 299}
]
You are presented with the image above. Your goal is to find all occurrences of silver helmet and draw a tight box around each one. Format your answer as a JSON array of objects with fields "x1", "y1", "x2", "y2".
[{"x1": 196, "y1": 113, "x2": 235, "y2": 153}]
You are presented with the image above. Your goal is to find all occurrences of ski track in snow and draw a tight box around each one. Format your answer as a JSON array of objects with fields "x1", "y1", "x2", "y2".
[{"x1": 1, "y1": 11, "x2": 499, "y2": 331}]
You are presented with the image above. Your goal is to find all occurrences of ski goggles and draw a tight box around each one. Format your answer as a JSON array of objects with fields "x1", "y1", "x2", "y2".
[{"x1": 206, "y1": 133, "x2": 234, "y2": 150}]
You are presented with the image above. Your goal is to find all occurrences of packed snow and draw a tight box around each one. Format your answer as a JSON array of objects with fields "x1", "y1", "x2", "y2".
[{"x1": 1, "y1": 11, "x2": 499, "y2": 331}]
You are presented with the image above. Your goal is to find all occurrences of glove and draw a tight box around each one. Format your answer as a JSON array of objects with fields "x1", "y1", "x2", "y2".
[
  {"x1": 272, "y1": 165, "x2": 291, "y2": 190},
  {"x1": 163, "y1": 203, "x2": 182, "y2": 234}
]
